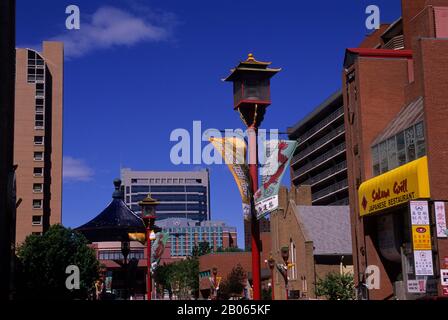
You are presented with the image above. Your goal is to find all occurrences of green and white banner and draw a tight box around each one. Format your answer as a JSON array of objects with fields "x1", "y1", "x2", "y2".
[{"x1": 254, "y1": 140, "x2": 298, "y2": 220}]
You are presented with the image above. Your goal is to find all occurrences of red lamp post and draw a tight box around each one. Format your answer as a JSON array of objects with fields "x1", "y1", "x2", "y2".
[
  {"x1": 139, "y1": 194, "x2": 159, "y2": 301},
  {"x1": 224, "y1": 53, "x2": 281, "y2": 300}
]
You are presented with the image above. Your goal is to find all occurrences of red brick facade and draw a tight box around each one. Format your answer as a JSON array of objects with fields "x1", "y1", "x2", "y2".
[{"x1": 344, "y1": 0, "x2": 448, "y2": 299}]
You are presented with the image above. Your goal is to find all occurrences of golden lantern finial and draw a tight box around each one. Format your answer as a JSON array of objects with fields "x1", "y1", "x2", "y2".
[{"x1": 247, "y1": 53, "x2": 255, "y2": 61}]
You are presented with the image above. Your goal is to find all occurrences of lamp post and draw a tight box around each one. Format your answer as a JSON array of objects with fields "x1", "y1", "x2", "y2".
[
  {"x1": 267, "y1": 255, "x2": 276, "y2": 300},
  {"x1": 280, "y1": 246, "x2": 289, "y2": 300},
  {"x1": 224, "y1": 54, "x2": 281, "y2": 300},
  {"x1": 139, "y1": 194, "x2": 159, "y2": 301},
  {"x1": 210, "y1": 266, "x2": 219, "y2": 300},
  {"x1": 121, "y1": 239, "x2": 130, "y2": 300}
]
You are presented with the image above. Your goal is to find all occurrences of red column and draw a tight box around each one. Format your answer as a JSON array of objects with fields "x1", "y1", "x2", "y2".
[
  {"x1": 248, "y1": 126, "x2": 261, "y2": 300},
  {"x1": 146, "y1": 226, "x2": 151, "y2": 301}
]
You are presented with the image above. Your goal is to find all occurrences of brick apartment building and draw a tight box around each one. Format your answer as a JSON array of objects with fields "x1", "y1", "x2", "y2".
[
  {"x1": 270, "y1": 186, "x2": 352, "y2": 300},
  {"x1": 344, "y1": 0, "x2": 448, "y2": 299},
  {"x1": 14, "y1": 42, "x2": 63, "y2": 244}
]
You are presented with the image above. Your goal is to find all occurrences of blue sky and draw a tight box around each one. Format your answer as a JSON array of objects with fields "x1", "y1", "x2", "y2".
[{"x1": 16, "y1": 0, "x2": 401, "y2": 249}]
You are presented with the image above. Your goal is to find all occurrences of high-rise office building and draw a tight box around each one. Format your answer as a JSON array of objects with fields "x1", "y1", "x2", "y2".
[
  {"x1": 121, "y1": 169, "x2": 211, "y2": 221},
  {"x1": 287, "y1": 91, "x2": 349, "y2": 206},
  {"x1": 14, "y1": 42, "x2": 64, "y2": 244}
]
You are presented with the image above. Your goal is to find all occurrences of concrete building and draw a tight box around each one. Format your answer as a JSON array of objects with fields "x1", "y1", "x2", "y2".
[
  {"x1": 288, "y1": 91, "x2": 348, "y2": 206},
  {"x1": 121, "y1": 169, "x2": 210, "y2": 222},
  {"x1": 0, "y1": 0, "x2": 17, "y2": 300},
  {"x1": 14, "y1": 42, "x2": 64, "y2": 244},
  {"x1": 270, "y1": 186, "x2": 352, "y2": 300},
  {"x1": 344, "y1": 0, "x2": 448, "y2": 299},
  {"x1": 157, "y1": 218, "x2": 237, "y2": 259}
]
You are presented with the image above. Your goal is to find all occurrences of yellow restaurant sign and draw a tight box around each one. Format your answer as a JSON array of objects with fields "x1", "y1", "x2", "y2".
[{"x1": 359, "y1": 156, "x2": 430, "y2": 217}]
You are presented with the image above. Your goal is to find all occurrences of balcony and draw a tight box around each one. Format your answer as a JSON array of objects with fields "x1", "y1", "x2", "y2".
[
  {"x1": 296, "y1": 107, "x2": 344, "y2": 146},
  {"x1": 292, "y1": 124, "x2": 345, "y2": 165},
  {"x1": 312, "y1": 179, "x2": 348, "y2": 202},
  {"x1": 302, "y1": 160, "x2": 347, "y2": 186},
  {"x1": 292, "y1": 142, "x2": 346, "y2": 180}
]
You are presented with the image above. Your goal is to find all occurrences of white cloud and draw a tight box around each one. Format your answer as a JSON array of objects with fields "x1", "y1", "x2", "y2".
[
  {"x1": 63, "y1": 156, "x2": 94, "y2": 182},
  {"x1": 52, "y1": 6, "x2": 174, "y2": 58}
]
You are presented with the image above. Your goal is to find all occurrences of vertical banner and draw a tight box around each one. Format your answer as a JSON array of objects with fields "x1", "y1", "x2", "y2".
[
  {"x1": 151, "y1": 232, "x2": 169, "y2": 272},
  {"x1": 435, "y1": 202, "x2": 447, "y2": 238},
  {"x1": 410, "y1": 200, "x2": 434, "y2": 276},
  {"x1": 210, "y1": 137, "x2": 252, "y2": 221},
  {"x1": 254, "y1": 140, "x2": 298, "y2": 220}
]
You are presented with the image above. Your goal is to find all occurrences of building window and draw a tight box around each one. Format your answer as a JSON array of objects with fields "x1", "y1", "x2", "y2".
[
  {"x1": 36, "y1": 83, "x2": 45, "y2": 97},
  {"x1": 33, "y1": 167, "x2": 43, "y2": 177},
  {"x1": 32, "y1": 232, "x2": 42, "y2": 236},
  {"x1": 289, "y1": 240, "x2": 297, "y2": 280},
  {"x1": 32, "y1": 215, "x2": 43, "y2": 225},
  {"x1": 35, "y1": 114, "x2": 44, "y2": 129},
  {"x1": 34, "y1": 136, "x2": 44, "y2": 145},
  {"x1": 372, "y1": 122, "x2": 426, "y2": 176},
  {"x1": 33, "y1": 183, "x2": 43, "y2": 193},
  {"x1": 405, "y1": 127, "x2": 416, "y2": 162},
  {"x1": 34, "y1": 152, "x2": 44, "y2": 161},
  {"x1": 32, "y1": 200, "x2": 43, "y2": 209}
]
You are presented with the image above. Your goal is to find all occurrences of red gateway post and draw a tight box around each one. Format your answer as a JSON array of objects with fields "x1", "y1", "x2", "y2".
[{"x1": 224, "y1": 54, "x2": 281, "y2": 300}]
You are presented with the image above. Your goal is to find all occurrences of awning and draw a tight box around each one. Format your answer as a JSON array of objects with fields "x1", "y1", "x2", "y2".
[{"x1": 358, "y1": 156, "x2": 430, "y2": 217}]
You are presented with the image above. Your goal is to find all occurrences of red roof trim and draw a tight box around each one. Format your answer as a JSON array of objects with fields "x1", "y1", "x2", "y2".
[
  {"x1": 344, "y1": 48, "x2": 413, "y2": 68},
  {"x1": 346, "y1": 48, "x2": 413, "y2": 59}
]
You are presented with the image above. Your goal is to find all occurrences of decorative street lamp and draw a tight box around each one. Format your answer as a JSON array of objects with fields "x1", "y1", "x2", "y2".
[
  {"x1": 266, "y1": 255, "x2": 276, "y2": 300},
  {"x1": 224, "y1": 53, "x2": 281, "y2": 300},
  {"x1": 139, "y1": 194, "x2": 159, "y2": 301},
  {"x1": 279, "y1": 246, "x2": 290, "y2": 300},
  {"x1": 210, "y1": 266, "x2": 220, "y2": 300},
  {"x1": 121, "y1": 238, "x2": 130, "y2": 300}
]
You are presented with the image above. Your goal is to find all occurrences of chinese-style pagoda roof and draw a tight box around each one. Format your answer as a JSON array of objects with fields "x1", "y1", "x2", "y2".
[
  {"x1": 75, "y1": 179, "x2": 146, "y2": 242},
  {"x1": 224, "y1": 53, "x2": 281, "y2": 82}
]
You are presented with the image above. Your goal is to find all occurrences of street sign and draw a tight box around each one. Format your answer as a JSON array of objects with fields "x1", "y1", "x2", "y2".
[
  {"x1": 410, "y1": 201, "x2": 430, "y2": 225},
  {"x1": 441, "y1": 269, "x2": 448, "y2": 286},
  {"x1": 414, "y1": 250, "x2": 434, "y2": 276},
  {"x1": 435, "y1": 202, "x2": 447, "y2": 238}
]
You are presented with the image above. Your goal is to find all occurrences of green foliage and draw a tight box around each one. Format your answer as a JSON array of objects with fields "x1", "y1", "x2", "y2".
[
  {"x1": 315, "y1": 272, "x2": 355, "y2": 300},
  {"x1": 219, "y1": 264, "x2": 247, "y2": 299},
  {"x1": 15, "y1": 224, "x2": 100, "y2": 300},
  {"x1": 191, "y1": 241, "x2": 212, "y2": 257},
  {"x1": 154, "y1": 257, "x2": 199, "y2": 299},
  {"x1": 262, "y1": 286, "x2": 272, "y2": 300}
]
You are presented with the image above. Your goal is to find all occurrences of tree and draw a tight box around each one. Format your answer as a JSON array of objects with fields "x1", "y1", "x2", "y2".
[
  {"x1": 315, "y1": 272, "x2": 355, "y2": 300},
  {"x1": 154, "y1": 257, "x2": 199, "y2": 300},
  {"x1": 191, "y1": 241, "x2": 212, "y2": 257},
  {"x1": 15, "y1": 224, "x2": 100, "y2": 300},
  {"x1": 219, "y1": 264, "x2": 247, "y2": 300}
]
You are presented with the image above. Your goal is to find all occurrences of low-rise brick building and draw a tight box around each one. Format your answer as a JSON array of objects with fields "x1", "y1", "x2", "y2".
[{"x1": 270, "y1": 186, "x2": 353, "y2": 299}]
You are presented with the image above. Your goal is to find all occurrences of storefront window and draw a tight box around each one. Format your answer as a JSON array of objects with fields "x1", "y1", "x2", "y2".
[
  {"x1": 372, "y1": 145, "x2": 380, "y2": 176},
  {"x1": 371, "y1": 122, "x2": 426, "y2": 176},
  {"x1": 380, "y1": 141, "x2": 388, "y2": 173},
  {"x1": 397, "y1": 132, "x2": 406, "y2": 166},
  {"x1": 387, "y1": 137, "x2": 398, "y2": 170},
  {"x1": 415, "y1": 122, "x2": 426, "y2": 158},
  {"x1": 405, "y1": 127, "x2": 416, "y2": 162}
]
